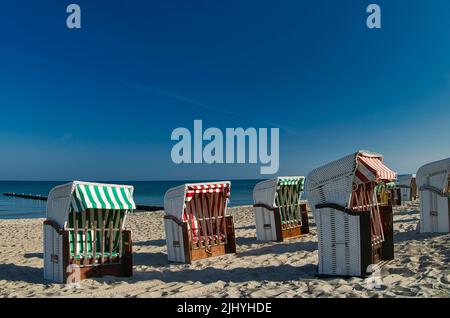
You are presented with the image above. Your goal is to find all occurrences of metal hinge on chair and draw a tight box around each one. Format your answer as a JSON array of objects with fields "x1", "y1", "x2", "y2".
[{"x1": 51, "y1": 254, "x2": 59, "y2": 263}]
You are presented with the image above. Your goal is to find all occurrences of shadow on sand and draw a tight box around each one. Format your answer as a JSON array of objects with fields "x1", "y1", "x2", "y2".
[
  {"x1": 132, "y1": 263, "x2": 320, "y2": 284},
  {"x1": 234, "y1": 225, "x2": 256, "y2": 230},
  {"x1": 0, "y1": 264, "x2": 44, "y2": 284},
  {"x1": 237, "y1": 240, "x2": 317, "y2": 257},
  {"x1": 133, "y1": 252, "x2": 169, "y2": 267},
  {"x1": 134, "y1": 239, "x2": 166, "y2": 247},
  {"x1": 24, "y1": 253, "x2": 43, "y2": 259},
  {"x1": 394, "y1": 229, "x2": 448, "y2": 243},
  {"x1": 394, "y1": 210, "x2": 420, "y2": 217}
]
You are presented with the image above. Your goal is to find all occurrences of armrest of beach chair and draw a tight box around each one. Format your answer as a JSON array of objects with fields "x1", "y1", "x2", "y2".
[
  {"x1": 163, "y1": 214, "x2": 185, "y2": 246},
  {"x1": 122, "y1": 230, "x2": 132, "y2": 255},
  {"x1": 164, "y1": 214, "x2": 184, "y2": 226},
  {"x1": 224, "y1": 215, "x2": 237, "y2": 254},
  {"x1": 121, "y1": 229, "x2": 133, "y2": 276},
  {"x1": 419, "y1": 185, "x2": 450, "y2": 197},
  {"x1": 43, "y1": 220, "x2": 65, "y2": 234},
  {"x1": 43, "y1": 220, "x2": 67, "y2": 262},
  {"x1": 43, "y1": 220, "x2": 70, "y2": 282},
  {"x1": 315, "y1": 203, "x2": 361, "y2": 216},
  {"x1": 163, "y1": 214, "x2": 191, "y2": 263},
  {"x1": 253, "y1": 203, "x2": 277, "y2": 211}
]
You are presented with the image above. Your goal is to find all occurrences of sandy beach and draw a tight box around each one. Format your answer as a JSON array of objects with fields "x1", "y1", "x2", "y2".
[{"x1": 0, "y1": 201, "x2": 449, "y2": 298}]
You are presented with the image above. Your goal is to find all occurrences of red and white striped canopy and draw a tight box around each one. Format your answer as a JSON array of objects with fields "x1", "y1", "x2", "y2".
[
  {"x1": 185, "y1": 183, "x2": 230, "y2": 202},
  {"x1": 355, "y1": 154, "x2": 397, "y2": 184}
]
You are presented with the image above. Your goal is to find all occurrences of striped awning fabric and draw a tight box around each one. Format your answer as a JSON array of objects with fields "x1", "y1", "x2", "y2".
[
  {"x1": 278, "y1": 177, "x2": 305, "y2": 189},
  {"x1": 355, "y1": 154, "x2": 397, "y2": 184},
  {"x1": 185, "y1": 183, "x2": 230, "y2": 202},
  {"x1": 70, "y1": 183, "x2": 136, "y2": 212}
]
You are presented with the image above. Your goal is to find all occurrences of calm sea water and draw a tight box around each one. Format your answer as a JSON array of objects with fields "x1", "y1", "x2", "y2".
[{"x1": 0, "y1": 180, "x2": 262, "y2": 219}]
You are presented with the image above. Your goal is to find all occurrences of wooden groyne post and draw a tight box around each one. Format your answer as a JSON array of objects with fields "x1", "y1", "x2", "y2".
[
  {"x1": 3, "y1": 192, "x2": 163, "y2": 211},
  {"x1": 3, "y1": 192, "x2": 48, "y2": 201}
]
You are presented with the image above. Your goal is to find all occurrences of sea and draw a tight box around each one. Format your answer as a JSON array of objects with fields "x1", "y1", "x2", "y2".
[{"x1": 0, "y1": 180, "x2": 263, "y2": 219}]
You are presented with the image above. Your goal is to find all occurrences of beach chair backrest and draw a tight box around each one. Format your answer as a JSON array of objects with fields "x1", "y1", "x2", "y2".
[
  {"x1": 182, "y1": 182, "x2": 230, "y2": 248},
  {"x1": 67, "y1": 209, "x2": 127, "y2": 261},
  {"x1": 274, "y1": 177, "x2": 304, "y2": 224}
]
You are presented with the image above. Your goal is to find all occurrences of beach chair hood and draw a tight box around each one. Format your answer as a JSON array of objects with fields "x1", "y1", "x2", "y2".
[
  {"x1": 305, "y1": 150, "x2": 397, "y2": 209},
  {"x1": 416, "y1": 157, "x2": 450, "y2": 233},
  {"x1": 47, "y1": 181, "x2": 136, "y2": 228},
  {"x1": 416, "y1": 157, "x2": 450, "y2": 194},
  {"x1": 397, "y1": 174, "x2": 416, "y2": 187},
  {"x1": 164, "y1": 181, "x2": 231, "y2": 219},
  {"x1": 253, "y1": 176, "x2": 304, "y2": 208}
]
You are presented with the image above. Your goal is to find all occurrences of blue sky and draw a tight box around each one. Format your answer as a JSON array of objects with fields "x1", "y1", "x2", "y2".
[{"x1": 0, "y1": 0, "x2": 449, "y2": 181}]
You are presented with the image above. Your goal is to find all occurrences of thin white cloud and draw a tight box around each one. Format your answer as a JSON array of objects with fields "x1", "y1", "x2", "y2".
[{"x1": 126, "y1": 82, "x2": 303, "y2": 136}]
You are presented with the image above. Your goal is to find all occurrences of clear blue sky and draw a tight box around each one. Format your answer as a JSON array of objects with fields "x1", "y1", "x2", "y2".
[{"x1": 0, "y1": 0, "x2": 449, "y2": 181}]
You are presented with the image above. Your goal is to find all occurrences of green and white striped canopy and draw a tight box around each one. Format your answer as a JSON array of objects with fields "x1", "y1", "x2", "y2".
[
  {"x1": 70, "y1": 182, "x2": 136, "y2": 212},
  {"x1": 277, "y1": 177, "x2": 305, "y2": 189}
]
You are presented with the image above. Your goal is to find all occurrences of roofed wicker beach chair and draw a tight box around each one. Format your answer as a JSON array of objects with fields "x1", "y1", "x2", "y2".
[
  {"x1": 44, "y1": 181, "x2": 135, "y2": 283},
  {"x1": 305, "y1": 150, "x2": 397, "y2": 277},
  {"x1": 416, "y1": 157, "x2": 450, "y2": 233},
  {"x1": 390, "y1": 184, "x2": 403, "y2": 207},
  {"x1": 253, "y1": 177, "x2": 309, "y2": 242},
  {"x1": 397, "y1": 174, "x2": 418, "y2": 203},
  {"x1": 164, "y1": 181, "x2": 236, "y2": 263}
]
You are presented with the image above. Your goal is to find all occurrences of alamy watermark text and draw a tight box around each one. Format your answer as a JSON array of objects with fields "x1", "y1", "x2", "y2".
[{"x1": 171, "y1": 120, "x2": 279, "y2": 174}]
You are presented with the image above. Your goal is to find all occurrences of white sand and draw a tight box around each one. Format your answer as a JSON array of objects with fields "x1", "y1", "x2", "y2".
[{"x1": 0, "y1": 201, "x2": 449, "y2": 298}]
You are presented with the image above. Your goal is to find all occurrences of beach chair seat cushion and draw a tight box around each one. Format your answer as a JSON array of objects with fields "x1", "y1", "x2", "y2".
[
  {"x1": 192, "y1": 234, "x2": 226, "y2": 244},
  {"x1": 72, "y1": 252, "x2": 120, "y2": 260}
]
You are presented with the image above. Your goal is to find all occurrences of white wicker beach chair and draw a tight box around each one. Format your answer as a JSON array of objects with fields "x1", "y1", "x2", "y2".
[
  {"x1": 305, "y1": 150, "x2": 397, "y2": 277},
  {"x1": 253, "y1": 177, "x2": 309, "y2": 242},
  {"x1": 43, "y1": 181, "x2": 135, "y2": 283},
  {"x1": 163, "y1": 181, "x2": 236, "y2": 263},
  {"x1": 397, "y1": 174, "x2": 417, "y2": 203},
  {"x1": 416, "y1": 157, "x2": 450, "y2": 233}
]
